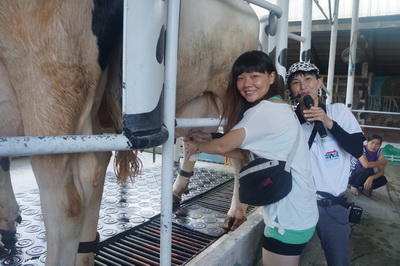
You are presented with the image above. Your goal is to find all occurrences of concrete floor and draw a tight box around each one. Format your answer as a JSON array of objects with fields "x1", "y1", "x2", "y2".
[
  {"x1": 193, "y1": 162, "x2": 400, "y2": 266},
  {"x1": 300, "y1": 163, "x2": 400, "y2": 266},
  {"x1": 7, "y1": 154, "x2": 400, "y2": 265}
]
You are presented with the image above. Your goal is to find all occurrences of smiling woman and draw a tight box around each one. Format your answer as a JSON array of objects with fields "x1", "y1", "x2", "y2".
[
  {"x1": 185, "y1": 50, "x2": 319, "y2": 266},
  {"x1": 236, "y1": 71, "x2": 276, "y2": 103}
]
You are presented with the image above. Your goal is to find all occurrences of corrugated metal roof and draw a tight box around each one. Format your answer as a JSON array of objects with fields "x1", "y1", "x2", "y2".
[{"x1": 251, "y1": 0, "x2": 400, "y2": 20}]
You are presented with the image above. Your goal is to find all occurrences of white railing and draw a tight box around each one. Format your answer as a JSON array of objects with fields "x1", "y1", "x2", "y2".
[
  {"x1": 368, "y1": 95, "x2": 400, "y2": 113},
  {"x1": 385, "y1": 154, "x2": 400, "y2": 163}
]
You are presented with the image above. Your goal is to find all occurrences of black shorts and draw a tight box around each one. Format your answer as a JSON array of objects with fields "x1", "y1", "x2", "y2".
[{"x1": 262, "y1": 235, "x2": 307, "y2": 256}]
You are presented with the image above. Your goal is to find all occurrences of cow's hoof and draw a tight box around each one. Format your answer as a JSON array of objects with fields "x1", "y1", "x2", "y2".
[
  {"x1": 230, "y1": 216, "x2": 247, "y2": 231},
  {"x1": 0, "y1": 229, "x2": 18, "y2": 249},
  {"x1": 172, "y1": 188, "x2": 190, "y2": 208},
  {"x1": 223, "y1": 215, "x2": 247, "y2": 231},
  {"x1": 223, "y1": 216, "x2": 235, "y2": 230},
  {"x1": 172, "y1": 189, "x2": 189, "y2": 204},
  {"x1": 0, "y1": 229, "x2": 16, "y2": 241},
  {"x1": 173, "y1": 194, "x2": 182, "y2": 205},
  {"x1": 0, "y1": 215, "x2": 23, "y2": 249}
]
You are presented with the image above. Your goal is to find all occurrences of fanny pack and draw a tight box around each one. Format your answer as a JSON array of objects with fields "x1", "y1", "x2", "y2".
[{"x1": 238, "y1": 123, "x2": 300, "y2": 206}]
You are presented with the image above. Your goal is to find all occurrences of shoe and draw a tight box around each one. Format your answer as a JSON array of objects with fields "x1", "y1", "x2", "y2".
[
  {"x1": 362, "y1": 187, "x2": 372, "y2": 197},
  {"x1": 350, "y1": 186, "x2": 359, "y2": 196}
]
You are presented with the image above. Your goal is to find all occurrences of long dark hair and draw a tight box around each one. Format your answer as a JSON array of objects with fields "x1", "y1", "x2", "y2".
[
  {"x1": 222, "y1": 50, "x2": 280, "y2": 132},
  {"x1": 367, "y1": 134, "x2": 383, "y2": 144}
]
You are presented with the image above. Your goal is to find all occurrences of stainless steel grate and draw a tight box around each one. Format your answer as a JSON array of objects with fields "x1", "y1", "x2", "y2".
[{"x1": 95, "y1": 180, "x2": 258, "y2": 265}]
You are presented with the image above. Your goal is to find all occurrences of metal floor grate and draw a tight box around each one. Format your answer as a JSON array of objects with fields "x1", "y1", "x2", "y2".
[
  {"x1": 94, "y1": 180, "x2": 258, "y2": 265},
  {"x1": 95, "y1": 219, "x2": 216, "y2": 266}
]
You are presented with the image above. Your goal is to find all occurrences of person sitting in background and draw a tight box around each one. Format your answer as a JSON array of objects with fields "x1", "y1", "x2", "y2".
[{"x1": 349, "y1": 134, "x2": 388, "y2": 197}]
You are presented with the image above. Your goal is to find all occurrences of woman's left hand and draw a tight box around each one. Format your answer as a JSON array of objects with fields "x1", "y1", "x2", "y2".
[
  {"x1": 184, "y1": 140, "x2": 199, "y2": 159},
  {"x1": 364, "y1": 177, "x2": 373, "y2": 190}
]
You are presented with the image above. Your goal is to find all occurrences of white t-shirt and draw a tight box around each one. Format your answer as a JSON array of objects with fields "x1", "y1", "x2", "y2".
[
  {"x1": 301, "y1": 103, "x2": 363, "y2": 196},
  {"x1": 233, "y1": 100, "x2": 318, "y2": 234}
]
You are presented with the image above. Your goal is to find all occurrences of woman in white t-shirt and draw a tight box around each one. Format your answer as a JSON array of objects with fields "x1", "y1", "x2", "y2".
[
  {"x1": 185, "y1": 51, "x2": 318, "y2": 266},
  {"x1": 286, "y1": 61, "x2": 365, "y2": 266}
]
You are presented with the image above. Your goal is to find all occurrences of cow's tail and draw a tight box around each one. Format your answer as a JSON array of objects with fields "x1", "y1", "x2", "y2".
[
  {"x1": 105, "y1": 46, "x2": 143, "y2": 183},
  {"x1": 108, "y1": 82, "x2": 143, "y2": 183},
  {"x1": 114, "y1": 150, "x2": 142, "y2": 183}
]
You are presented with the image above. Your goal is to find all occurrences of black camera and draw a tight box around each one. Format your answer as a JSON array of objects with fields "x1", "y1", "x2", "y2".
[{"x1": 348, "y1": 203, "x2": 363, "y2": 224}]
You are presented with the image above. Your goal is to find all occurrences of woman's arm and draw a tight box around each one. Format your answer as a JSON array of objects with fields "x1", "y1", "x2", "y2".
[
  {"x1": 364, "y1": 152, "x2": 387, "y2": 190},
  {"x1": 358, "y1": 152, "x2": 387, "y2": 169},
  {"x1": 219, "y1": 149, "x2": 245, "y2": 160},
  {"x1": 328, "y1": 121, "x2": 365, "y2": 158},
  {"x1": 185, "y1": 128, "x2": 245, "y2": 159},
  {"x1": 373, "y1": 152, "x2": 387, "y2": 177}
]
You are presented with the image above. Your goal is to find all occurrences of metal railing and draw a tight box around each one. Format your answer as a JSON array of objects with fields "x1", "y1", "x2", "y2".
[
  {"x1": 368, "y1": 95, "x2": 400, "y2": 113},
  {"x1": 321, "y1": 93, "x2": 400, "y2": 132},
  {"x1": 385, "y1": 154, "x2": 400, "y2": 163}
]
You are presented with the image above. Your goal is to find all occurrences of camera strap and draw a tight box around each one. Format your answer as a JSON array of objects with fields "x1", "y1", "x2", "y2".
[
  {"x1": 308, "y1": 126, "x2": 318, "y2": 149},
  {"x1": 306, "y1": 102, "x2": 327, "y2": 149}
]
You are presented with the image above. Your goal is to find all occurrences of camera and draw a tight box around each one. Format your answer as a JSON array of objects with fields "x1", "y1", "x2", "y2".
[{"x1": 348, "y1": 203, "x2": 363, "y2": 224}]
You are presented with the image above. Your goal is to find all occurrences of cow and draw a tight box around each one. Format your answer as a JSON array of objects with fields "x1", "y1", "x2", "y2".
[
  {"x1": 0, "y1": 0, "x2": 259, "y2": 265},
  {"x1": 173, "y1": 0, "x2": 259, "y2": 231}
]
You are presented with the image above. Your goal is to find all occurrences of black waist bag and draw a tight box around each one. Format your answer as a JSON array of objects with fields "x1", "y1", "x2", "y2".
[
  {"x1": 239, "y1": 159, "x2": 292, "y2": 206},
  {"x1": 238, "y1": 123, "x2": 300, "y2": 206}
]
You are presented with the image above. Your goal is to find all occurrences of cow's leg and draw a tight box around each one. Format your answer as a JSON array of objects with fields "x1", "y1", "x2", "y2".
[
  {"x1": 75, "y1": 151, "x2": 110, "y2": 265},
  {"x1": 173, "y1": 93, "x2": 221, "y2": 205},
  {"x1": 75, "y1": 116, "x2": 111, "y2": 265},
  {"x1": 0, "y1": 59, "x2": 23, "y2": 248},
  {"x1": 30, "y1": 155, "x2": 82, "y2": 266},
  {"x1": 223, "y1": 158, "x2": 248, "y2": 231},
  {"x1": 30, "y1": 151, "x2": 110, "y2": 266},
  {"x1": 173, "y1": 142, "x2": 196, "y2": 205},
  {"x1": 0, "y1": 157, "x2": 21, "y2": 249}
]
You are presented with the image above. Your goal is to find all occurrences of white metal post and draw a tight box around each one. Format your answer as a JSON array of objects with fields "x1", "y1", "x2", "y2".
[
  {"x1": 267, "y1": 14, "x2": 278, "y2": 62},
  {"x1": 161, "y1": 0, "x2": 180, "y2": 265},
  {"x1": 247, "y1": 0, "x2": 282, "y2": 17},
  {"x1": 275, "y1": 0, "x2": 289, "y2": 83},
  {"x1": 258, "y1": 15, "x2": 269, "y2": 52},
  {"x1": 248, "y1": 0, "x2": 282, "y2": 63},
  {"x1": 326, "y1": 0, "x2": 340, "y2": 104},
  {"x1": 345, "y1": 0, "x2": 360, "y2": 108},
  {"x1": 300, "y1": 0, "x2": 312, "y2": 62}
]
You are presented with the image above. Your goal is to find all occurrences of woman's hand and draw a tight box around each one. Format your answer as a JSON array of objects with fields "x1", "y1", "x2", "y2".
[
  {"x1": 364, "y1": 176, "x2": 374, "y2": 190},
  {"x1": 303, "y1": 106, "x2": 334, "y2": 129},
  {"x1": 184, "y1": 140, "x2": 199, "y2": 160}
]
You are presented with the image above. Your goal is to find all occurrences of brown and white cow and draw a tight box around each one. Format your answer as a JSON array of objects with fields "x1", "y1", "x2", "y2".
[{"x1": 0, "y1": 0, "x2": 259, "y2": 265}]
